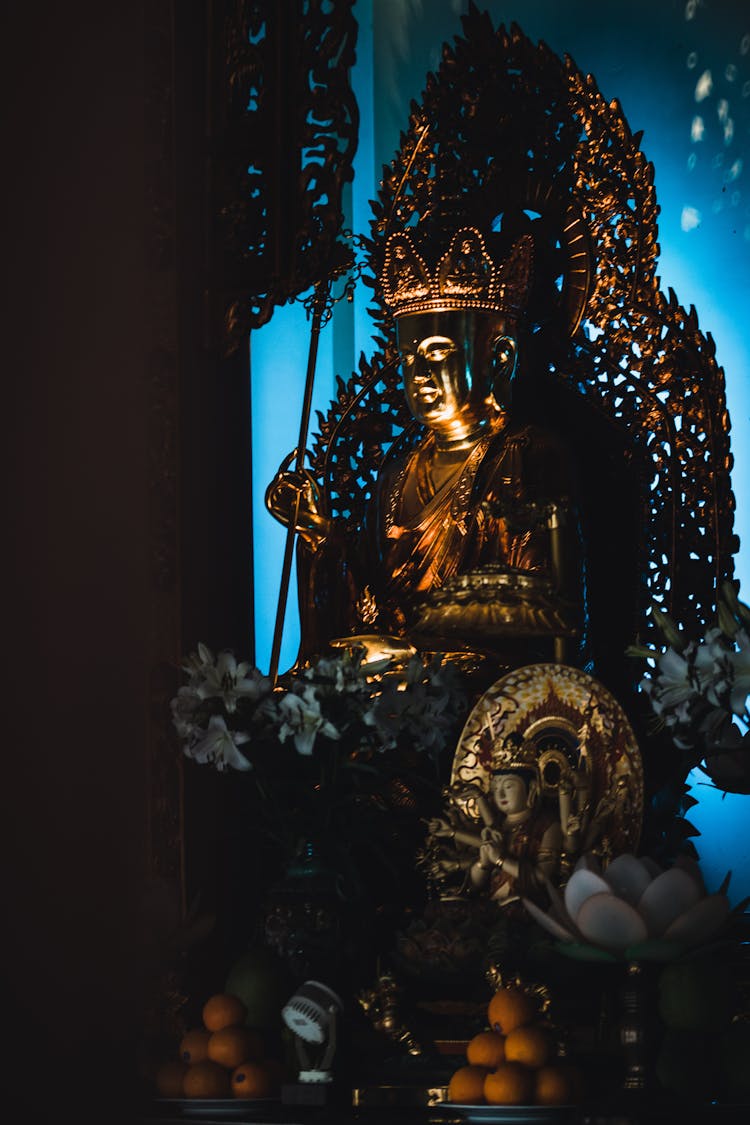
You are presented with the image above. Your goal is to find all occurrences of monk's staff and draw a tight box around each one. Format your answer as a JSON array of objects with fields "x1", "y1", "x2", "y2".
[{"x1": 268, "y1": 279, "x2": 329, "y2": 686}]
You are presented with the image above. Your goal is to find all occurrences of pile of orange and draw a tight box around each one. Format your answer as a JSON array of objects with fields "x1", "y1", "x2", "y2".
[
  {"x1": 447, "y1": 985, "x2": 583, "y2": 1107},
  {"x1": 154, "y1": 992, "x2": 284, "y2": 1101}
]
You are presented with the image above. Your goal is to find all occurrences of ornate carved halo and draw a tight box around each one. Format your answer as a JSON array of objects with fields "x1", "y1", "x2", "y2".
[
  {"x1": 367, "y1": 18, "x2": 601, "y2": 341},
  {"x1": 450, "y1": 662, "x2": 643, "y2": 856}
]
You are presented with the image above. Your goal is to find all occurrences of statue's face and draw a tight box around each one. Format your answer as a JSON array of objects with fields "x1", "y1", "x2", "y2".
[
  {"x1": 396, "y1": 310, "x2": 517, "y2": 440},
  {"x1": 490, "y1": 772, "x2": 529, "y2": 815}
]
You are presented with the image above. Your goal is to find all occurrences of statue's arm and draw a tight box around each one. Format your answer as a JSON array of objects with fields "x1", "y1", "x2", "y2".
[
  {"x1": 532, "y1": 820, "x2": 564, "y2": 886},
  {"x1": 265, "y1": 451, "x2": 332, "y2": 549}
]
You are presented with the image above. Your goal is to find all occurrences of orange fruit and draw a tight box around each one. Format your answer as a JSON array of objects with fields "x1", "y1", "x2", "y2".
[
  {"x1": 447, "y1": 1064, "x2": 490, "y2": 1104},
  {"x1": 183, "y1": 1060, "x2": 232, "y2": 1098},
  {"x1": 230, "y1": 1059, "x2": 277, "y2": 1099},
  {"x1": 483, "y1": 1062, "x2": 534, "y2": 1105},
  {"x1": 504, "y1": 1024, "x2": 552, "y2": 1069},
  {"x1": 466, "y1": 1030, "x2": 506, "y2": 1068},
  {"x1": 179, "y1": 1028, "x2": 212, "y2": 1064},
  {"x1": 202, "y1": 992, "x2": 248, "y2": 1032},
  {"x1": 154, "y1": 1060, "x2": 188, "y2": 1098},
  {"x1": 487, "y1": 986, "x2": 535, "y2": 1035},
  {"x1": 207, "y1": 1026, "x2": 264, "y2": 1069},
  {"x1": 534, "y1": 1064, "x2": 573, "y2": 1105}
]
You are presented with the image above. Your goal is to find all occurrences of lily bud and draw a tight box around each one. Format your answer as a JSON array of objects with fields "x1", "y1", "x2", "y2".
[
  {"x1": 721, "y1": 580, "x2": 750, "y2": 626},
  {"x1": 717, "y1": 598, "x2": 739, "y2": 639},
  {"x1": 650, "y1": 606, "x2": 686, "y2": 652}
]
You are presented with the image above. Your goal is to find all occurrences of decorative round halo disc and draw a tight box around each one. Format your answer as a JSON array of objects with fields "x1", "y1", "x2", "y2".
[{"x1": 450, "y1": 663, "x2": 643, "y2": 856}]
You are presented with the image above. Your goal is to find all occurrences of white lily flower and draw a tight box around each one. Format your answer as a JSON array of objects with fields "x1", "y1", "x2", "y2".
[
  {"x1": 644, "y1": 644, "x2": 713, "y2": 718},
  {"x1": 186, "y1": 715, "x2": 251, "y2": 771},
  {"x1": 170, "y1": 685, "x2": 202, "y2": 739},
  {"x1": 523, "y1": 853, "x2": 732, "y2": 959},
  {"x1": 277, "y1": 686, "x2": 340, "y2": 756},
  {"x1": 195, "y1": 650, "x2": 270, "y2": 712}
]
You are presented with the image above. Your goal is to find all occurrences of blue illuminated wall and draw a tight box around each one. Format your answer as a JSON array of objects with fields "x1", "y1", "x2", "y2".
[{"x1": 250, "y1": 0, "x2": 749, "y2": 897}]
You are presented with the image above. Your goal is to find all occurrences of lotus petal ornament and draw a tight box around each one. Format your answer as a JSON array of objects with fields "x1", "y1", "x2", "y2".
[
  {"x1": 523, "y1": 853, "x2": 739, "y2": 960},
  {"x1": 636, "y1": 868, "x2": 701, "y2": 937},
  {"x1": 564, "y1": 867, "x2": 612, "y2": 921},
  {"x1": 602, "y1": 853, "x2": 654, "y2": 906},
  {"x1": 577, "y1": 893, "x2": 649, "y2": 950}
]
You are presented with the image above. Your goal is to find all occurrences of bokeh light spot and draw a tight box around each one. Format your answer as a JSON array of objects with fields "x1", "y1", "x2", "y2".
[
  {"x1": 687, "y1": 151, "x2": 698, "y2": 171},
  {"x1": 717, "y1": 98, "x2": 729, "y2": 122},
  {"x1": 681, "y1": 205, "x2": 702, "y2": 230},
  {"x1": 727, "y1": 158, "x2": 743, "y2": 181},
  {"x1": 695, "y1": 69, "x2": 713, "y2": 101},
  {"x1": 687, "y1": 50, "x2": 698, "y2": 70}
]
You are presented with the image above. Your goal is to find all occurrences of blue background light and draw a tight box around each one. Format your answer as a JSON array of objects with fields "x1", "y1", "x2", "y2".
[{"x1": 251, "y1": 297, "x2": 336, "y2": 674}]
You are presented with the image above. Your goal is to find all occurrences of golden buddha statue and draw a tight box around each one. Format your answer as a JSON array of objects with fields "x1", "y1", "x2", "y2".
[{"x1": 266, "y1": 225, "x2": 584, "y2": 668}]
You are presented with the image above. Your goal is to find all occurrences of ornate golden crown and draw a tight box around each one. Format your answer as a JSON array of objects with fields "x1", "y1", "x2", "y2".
[
  {"x1": 491, "y1": 731, "x2": 539, "y2": 775},
  {"x1": 381, "y1": 228, "x2": 533, "y2": 318}
]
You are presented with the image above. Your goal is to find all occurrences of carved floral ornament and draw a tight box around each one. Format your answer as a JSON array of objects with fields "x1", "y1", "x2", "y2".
[{"x1": 217, "y1": 0, "x2": 358, "y2": 340}]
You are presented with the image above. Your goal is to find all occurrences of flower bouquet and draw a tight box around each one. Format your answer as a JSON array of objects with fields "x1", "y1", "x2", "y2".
[
  {"x1": 628, "y1": 581, "x2": 750, "y2": 795},
  {"x1": 170, "y1": 643, "x2": 468, "y2": 889}
]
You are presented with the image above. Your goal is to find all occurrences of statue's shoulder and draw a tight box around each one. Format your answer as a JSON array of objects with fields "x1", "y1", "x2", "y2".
[
  {"x1": 492, "y1": 421, "x2": 573, "y2": 469},
  {"x1": 482, "y1": 420, "x2": 576, "y2": 502},
  {"x1": 377, "y1": 446, "x2": 414, "y2": 491}
]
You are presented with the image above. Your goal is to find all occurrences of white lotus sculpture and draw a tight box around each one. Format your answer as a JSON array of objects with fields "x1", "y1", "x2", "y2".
[{"x1": 523, "y1": 853, "x2": 738, "y2": 961}]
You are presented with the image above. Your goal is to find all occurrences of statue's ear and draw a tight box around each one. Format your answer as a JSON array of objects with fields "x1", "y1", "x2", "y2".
[
  {"x1": 527, "y1": 777, "x2": 540, "y2": 808},
  {"x1": 491, "y1": 334, "x2": 518, "y2": 404}
]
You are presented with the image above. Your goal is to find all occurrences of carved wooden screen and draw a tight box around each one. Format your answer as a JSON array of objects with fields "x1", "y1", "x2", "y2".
[{"x1": 210, "y1": 0, "x2": 359, "y2": 352}]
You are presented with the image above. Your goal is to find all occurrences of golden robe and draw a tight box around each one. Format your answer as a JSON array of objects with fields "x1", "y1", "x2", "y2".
[{"x1": 296, "y1": 421, "x2": 584, "y2": 662}]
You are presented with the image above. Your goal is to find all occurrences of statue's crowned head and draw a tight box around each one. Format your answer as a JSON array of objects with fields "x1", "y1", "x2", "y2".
[
  {"x1": 382, "y1": 228, "x2": 535, "y2": 439},
  {"x1": 490, "y1": 731, "x2": 540, "y2": 811}
]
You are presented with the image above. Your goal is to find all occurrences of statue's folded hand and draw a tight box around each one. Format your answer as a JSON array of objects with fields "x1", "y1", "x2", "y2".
[
  {"x1": 265, "y1": 451, "x2": 331, "y2": 547},
  {"x1": 479, "y1": 840, "x2": 503, "y2": 868},
  {"x1": 480, "y1": 826, "x2": 504, "y2": 846}
]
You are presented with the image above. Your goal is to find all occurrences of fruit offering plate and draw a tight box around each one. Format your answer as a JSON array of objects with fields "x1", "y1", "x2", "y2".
[
  {"x1": 431, "y1": 1106, "x2": 577, "y2": 1124},
  {"x1": 156, "y1": 1098, "x2": 280, "y2": 1120}
]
